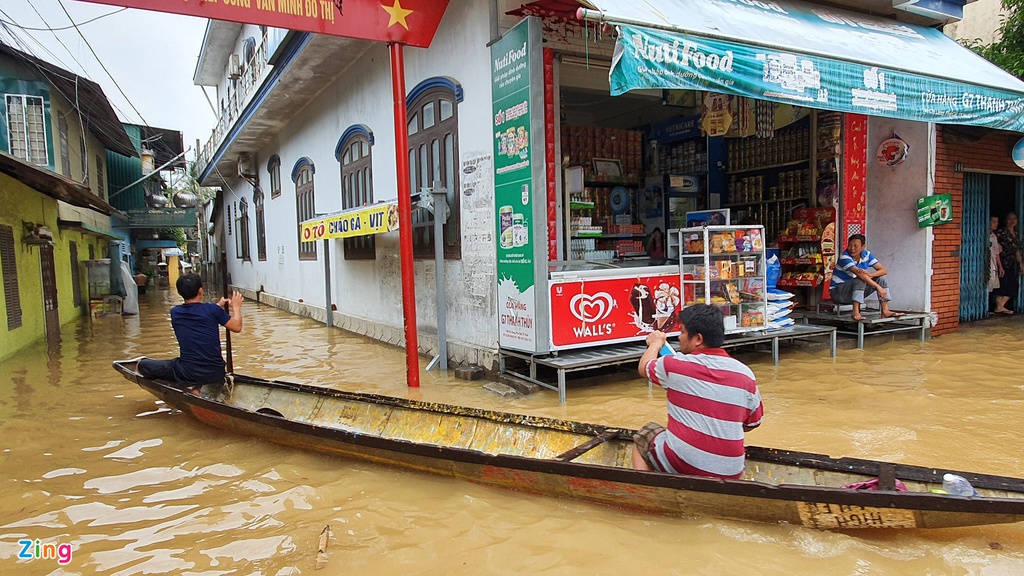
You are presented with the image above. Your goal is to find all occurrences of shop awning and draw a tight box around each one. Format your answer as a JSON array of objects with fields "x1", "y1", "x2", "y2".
[{"x1": 579, "y1": 0, "x2": 1024, "y2": 132}]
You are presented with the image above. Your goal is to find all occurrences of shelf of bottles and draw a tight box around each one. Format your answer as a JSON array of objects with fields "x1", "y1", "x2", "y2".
[
  {"x1": 725, "y1": 120, "x2": 812, "y2": 242},
  {"x1": 677, "y1": 225, "x2": 769, "y2": 333}
]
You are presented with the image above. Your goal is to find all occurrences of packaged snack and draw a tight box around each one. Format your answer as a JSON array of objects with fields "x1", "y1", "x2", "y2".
[
  {"x1": 724, "y1": 283, "x2": 741, "y2": 304},
  {"x1": 717, "y1": 260, "x2": 732, "y2": 279},
  {"x1": 749, "y1": 229, "x2": 763, "y2": 250}
]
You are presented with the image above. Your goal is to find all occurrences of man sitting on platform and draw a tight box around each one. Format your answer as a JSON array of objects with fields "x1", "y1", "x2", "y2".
[
  {"x1": 829, "y1": 234, "x2": 904, "y2": 321},
  {"x1": 633, "y1": 304, "x2": 763, "y2": 479}
]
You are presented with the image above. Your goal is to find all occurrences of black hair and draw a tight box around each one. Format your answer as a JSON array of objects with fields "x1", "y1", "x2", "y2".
[
  {"x1": 176, "y1": 273, "x2": 203, "y2": 300},
  {"x1": 847, "y1": 233, "x2": 866, "y2": 245},
  {"x1": 678, "y1": 304, "x2": 725, "y2": 348}
]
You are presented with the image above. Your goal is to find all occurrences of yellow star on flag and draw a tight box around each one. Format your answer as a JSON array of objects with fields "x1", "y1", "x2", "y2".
[{"x1": 381, "y1": 0, "x2": 414, "y2": 30}]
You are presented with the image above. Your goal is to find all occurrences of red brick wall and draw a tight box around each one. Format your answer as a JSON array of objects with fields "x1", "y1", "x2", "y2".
[{"x1": 933, "y1": 126, "x2": 1024, "y2": 336}]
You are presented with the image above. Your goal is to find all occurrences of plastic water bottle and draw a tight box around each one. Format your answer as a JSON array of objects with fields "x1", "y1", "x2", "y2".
[
  {"x1": 942, "y1": 473, "x2": 978, "y2": 497},
  {"x1": 660, "y1": 343, "x2": 674, "y2": 357}
]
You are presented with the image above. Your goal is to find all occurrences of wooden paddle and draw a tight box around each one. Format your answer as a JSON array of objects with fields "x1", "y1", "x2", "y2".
[{"x1": 220, "y1": 249, "x2": 233, "y2": 373}]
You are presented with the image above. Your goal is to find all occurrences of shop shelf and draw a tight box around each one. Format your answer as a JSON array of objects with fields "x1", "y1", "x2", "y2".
[
  {"x1": 778, "y1": 278, "x2": 822, "y2": 288},
  {"x1": 727, "y1": 158, "x2": 810, "y2": 176},
  {"x1": 780, "y1": 257, "x2": 822, "y2": 265},
  {"x1": 777, "y1": 234, "x2": 822, "y2": 244},
  {"x1": 569, "y1": 201, "x2": 595, "y2": 209}
]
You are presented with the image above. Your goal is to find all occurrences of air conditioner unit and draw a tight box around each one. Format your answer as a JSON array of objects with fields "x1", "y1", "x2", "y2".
[
  {"x1": 237, "y1": 153, "x2": 258, "y2": 180},
  {"x1": 228, "y1": 54, "x2": 241, "y2": 80}
]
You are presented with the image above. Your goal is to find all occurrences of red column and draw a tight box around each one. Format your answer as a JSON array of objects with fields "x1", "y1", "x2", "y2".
[{"x1": 389, "y1": 42, "x2": 420, "y2": 387}]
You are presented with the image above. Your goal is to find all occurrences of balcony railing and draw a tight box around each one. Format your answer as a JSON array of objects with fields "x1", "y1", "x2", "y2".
[{"x1": 197, "y1": 36, "x2": 270, "y2": 178}]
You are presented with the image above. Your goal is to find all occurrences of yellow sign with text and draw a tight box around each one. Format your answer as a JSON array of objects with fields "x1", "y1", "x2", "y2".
[{"x1": 300, "y1": 202, "x2": 399, "y2": 242}]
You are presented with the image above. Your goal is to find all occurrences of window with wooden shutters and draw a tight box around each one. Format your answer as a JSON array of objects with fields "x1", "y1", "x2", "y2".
[
  {"x1": 268, "y1": 155, "x2": 282, "y2": 198},
  {"x1": 5, "y1": 94, "x2": 47, "y2": 166},
  {"x1": 407, "y1": 89, "x2": 460, "y2": 259},
  {"x1": 254, "y1": 187, "x2": 267, "y2": 261},
  {"x1": 236, "y1": 197, "x2": 251, "y2": 261},
  {"x1": 58, "y1": 115, "x2": 70, "y2": 177},
  {"x1": 0, "y1": 225, "x2": 21, "y2": 330},
  {"x1": 339, "y1": 130, "x2": 375, "y2": 260},
  {"x1": 69, "y1": 241, "x2": 82, "y2": 307},
  {"x1": 294, "y1": 161, "x2": 317, "y2": 260}
]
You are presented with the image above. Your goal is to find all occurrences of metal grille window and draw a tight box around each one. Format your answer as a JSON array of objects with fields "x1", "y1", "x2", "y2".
[
  {"x1": 5, "y1": 94, "x2": 47, "y2": 165},
  {"x1": 236, "y1": 197, "x2": 251, "y2": 261},
  {"x1": 95, "y1": 155, "x2": 105, "y2": 200},
  {"x1": 407, "y1": 89, "x2": 460, "y2": 259},
  {"x1": 70, "y1": 241, "x2": 82, "y2": 307},
  {"x1": 340, "y1": 133, "x2": 374, "y2": 260},
  {"x1": 255, "y1": 187, "x2": 267, "y2": 261},
  {"x1": 268, "y1": 155, "x2": 282, "y2": 198},
  {"x1": 58, "y1": 115, "x2": 70, "y2": 177},
  {"x1": 295, "y1": 163, "x2": 317, "y2": 260},
  {"x1": 0, "y1": 224, "x2": 21, "y2": 330}
]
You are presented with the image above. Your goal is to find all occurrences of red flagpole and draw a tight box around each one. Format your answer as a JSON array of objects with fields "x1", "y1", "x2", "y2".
[{"x1": 389, "y1": 42, "x2": 420, "y2": 388}]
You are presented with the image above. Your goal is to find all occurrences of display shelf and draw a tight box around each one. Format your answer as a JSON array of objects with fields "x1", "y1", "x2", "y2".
[
  {"x1": 778, "y1": 234, "x2": 821, "y2": 244},
  {"x1": 569, "y1": 201, "x2": 595, "y2": 209},
  {"x1": 778, "y1": 278, "x2": 822, "y2": 288},
  {"x1": 727, "y1": 159, "x2": 809, "y2": 176},
  {"x1": 780, "y1": 256, "x2": 822, "y2": 266},
  {"x1": 677, "y1": 225, "x2": 768, "y2": 333},
  {"x1": 585, "y1": 180, "x2": 639, "y2": 187},
  {"x1": 724, "y1": 196, "x2": 809, "y2": 208}
]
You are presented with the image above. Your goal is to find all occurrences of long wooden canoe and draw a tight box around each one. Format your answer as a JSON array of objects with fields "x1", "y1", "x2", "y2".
[{"x1": 114, "y1": 360, "x2": 1024, "y2": 530}]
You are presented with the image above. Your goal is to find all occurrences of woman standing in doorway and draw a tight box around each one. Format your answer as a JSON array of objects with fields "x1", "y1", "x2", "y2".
[
  {"x1": 988, "y1": 216, "x2": 1004, "y2": 296},
  {"x1": 994, "y1": 212, "x2": 1022, "y2": 315}
]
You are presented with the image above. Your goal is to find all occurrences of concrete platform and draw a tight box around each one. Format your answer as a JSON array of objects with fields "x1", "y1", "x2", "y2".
[{"x1": 796, "y1": 309, "x2": 930, "y2": 349}]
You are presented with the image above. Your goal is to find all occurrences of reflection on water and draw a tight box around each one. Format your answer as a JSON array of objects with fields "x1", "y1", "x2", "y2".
[{"x1": 2, "y1": 289, "x2": 1024, "y2": 574}]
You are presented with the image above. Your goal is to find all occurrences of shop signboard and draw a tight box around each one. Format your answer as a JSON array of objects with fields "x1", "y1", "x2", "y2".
[
  {"x1": 549, "y1": 274, "x2": 682, "y2": 350},
  {"x1": 609, "y1": 26, "x2": 1024, "y2": 133},
  {"x1": 300, "y1": 202, "x2": 398, "y2": 241},
  {"x1": 123, "y1": 208, "x2": 196, "y2": 228},
  {"x1": 917, "y1": 194, "x2": 953, "y2": 227},
  {"x1": 492, "y1": 17, "x2": 547, "y2": 352},
  {"x1": 76, "y1": 0, "x2": 450, "y2": 48}
]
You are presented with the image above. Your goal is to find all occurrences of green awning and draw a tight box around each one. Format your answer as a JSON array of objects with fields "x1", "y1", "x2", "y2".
[{"x1": 579, "y1": 0, "x2": 1024, "y2": 132}]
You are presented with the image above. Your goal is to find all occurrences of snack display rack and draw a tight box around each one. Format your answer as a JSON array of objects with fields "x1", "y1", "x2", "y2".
[{"x1": 677, "y1": 225, "x2": 768, "y2": 333}]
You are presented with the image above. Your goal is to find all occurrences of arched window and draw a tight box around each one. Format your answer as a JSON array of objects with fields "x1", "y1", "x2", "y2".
[
  {"x1": 254, "y1": 186, "x2": 266, "y2": 261},
  {"x1": 268, "y1": 154, "x2": 281, "y2": 198},
  {"x1": 293, "y1": 158, "x2": 317, "y2": 260},
  {"x1": 336, "y1": 125, "x2": 374, "y2": 260},
  {"x1": 407, "y1": 78, "x2": 461, "y2": 259},
  {"x1": 243, "y1": 37, "x2": 256, "y2": 66},
  {"x1": 236, "y1": 197, "x2": 251, "y2": 261}
]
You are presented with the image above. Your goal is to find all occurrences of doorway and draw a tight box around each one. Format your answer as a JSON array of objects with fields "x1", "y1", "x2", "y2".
[
  {"x1": 959, "y1": 174, "x2": 1024, "y2": 322},
  {"x1": 39, "y1": 244, "x2": 60, "y2": 345}
]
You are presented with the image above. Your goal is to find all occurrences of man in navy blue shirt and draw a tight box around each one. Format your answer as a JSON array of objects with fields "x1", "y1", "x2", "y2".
[
  {"x1": 138, "y1": 274, "x2": 243, "y2": 391},
  {"x1": 828, "y1": 234, "x2": 903, "y2": 321}
]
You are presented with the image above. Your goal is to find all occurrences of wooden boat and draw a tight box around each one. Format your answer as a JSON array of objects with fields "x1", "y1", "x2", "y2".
[{"x1": 114, "y1": 360, "x2": 1024, "y2": 530}]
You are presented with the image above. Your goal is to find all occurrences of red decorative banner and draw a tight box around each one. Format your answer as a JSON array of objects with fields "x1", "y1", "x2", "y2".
[
  {"x1": 549, "y1": 274, "x2": 681, "y2": 350},
  {"x1": 76, "y1": 0, "x2": 450, "y2": 48},
  {"x1": 544, "y1": 48, "x2": 558, "y2": 262},
  {"x1": 842, "y1": 113, "x2": 868, "y2": 240}
]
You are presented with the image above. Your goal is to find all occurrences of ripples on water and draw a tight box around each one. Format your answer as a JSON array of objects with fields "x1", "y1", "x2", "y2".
[{"x1": 1, "y1": 291, "x2": 1024, "y2": 574}]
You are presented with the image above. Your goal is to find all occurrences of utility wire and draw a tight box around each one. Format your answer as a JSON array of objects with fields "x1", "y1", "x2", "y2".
[
  {"x1": 0, "y1": 8, "x2": 125, "y2": 31},
  {"x1": 54, "y1": 0, "x2": 149, "y2": 127}
]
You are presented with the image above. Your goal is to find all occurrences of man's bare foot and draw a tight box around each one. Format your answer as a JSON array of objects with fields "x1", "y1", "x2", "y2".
[
  {"x1": 882, "y1": 311, "x2": 905, "y2": 318},
  {"x1": 852, "y1": 314, "x2": 866, "y2": 321}
]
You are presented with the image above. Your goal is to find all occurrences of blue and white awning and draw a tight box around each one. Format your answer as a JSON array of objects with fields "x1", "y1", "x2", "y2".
[{"x1": 579, "y1": 0, "x2": 1024, "y2": 132}]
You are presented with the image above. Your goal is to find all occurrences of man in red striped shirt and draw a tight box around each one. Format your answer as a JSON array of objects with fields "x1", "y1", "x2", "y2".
[{"x1": 633, "y1": 304, "x2": 763, "y2": 479}]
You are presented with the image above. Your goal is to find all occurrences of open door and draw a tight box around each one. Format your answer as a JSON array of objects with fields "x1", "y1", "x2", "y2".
[{"x1": 39, "y1": 244, "x2": 60, "y2": 345}]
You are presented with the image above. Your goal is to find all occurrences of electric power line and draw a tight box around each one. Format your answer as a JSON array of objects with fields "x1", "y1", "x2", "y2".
[{"x1": 0, "y1": 7, "x2": 125, "y2": 31}]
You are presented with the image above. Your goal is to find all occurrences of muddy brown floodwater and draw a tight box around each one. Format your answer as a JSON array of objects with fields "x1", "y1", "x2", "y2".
[{"x1": 2, "y1": 290, "x2": 1024, "y2": 575}]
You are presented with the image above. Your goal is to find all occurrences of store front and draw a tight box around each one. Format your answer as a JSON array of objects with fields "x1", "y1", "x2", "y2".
[{"x1": 493, "y1": 0, "x2": 1024, "y2": 361}]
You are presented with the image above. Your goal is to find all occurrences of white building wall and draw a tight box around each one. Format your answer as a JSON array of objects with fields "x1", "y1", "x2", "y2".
[
  {"x1": 223, "y1": 0, "x2": 499, "y2": 366},
  {"x1": 945, "y1": 0, "x2": 1007, "y2": 45},
  {"x1": 865, "y1": 117, "x2": 932, "y2": 313}
]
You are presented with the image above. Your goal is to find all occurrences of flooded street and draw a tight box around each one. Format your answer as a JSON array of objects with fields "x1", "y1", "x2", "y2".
[{"x1": 3, "y1": 290, "x2": 1024, "y2": 575}]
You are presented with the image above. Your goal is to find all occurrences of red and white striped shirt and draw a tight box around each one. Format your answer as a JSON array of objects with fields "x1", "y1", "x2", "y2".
[{"x1": 645, "y1": 348, "x2": 762, "y2": 479}]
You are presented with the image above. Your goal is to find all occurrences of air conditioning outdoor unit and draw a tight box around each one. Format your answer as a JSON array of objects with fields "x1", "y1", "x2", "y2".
[{"x1": 228, "y1": 54, "x2": 242, "y2": 80}]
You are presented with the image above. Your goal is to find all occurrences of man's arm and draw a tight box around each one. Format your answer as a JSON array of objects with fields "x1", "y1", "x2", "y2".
[
  {"x1": 851, "y1": 267, "x2": 888, "y2": 298},
  {"x1": 637, "y1": 330, "x2": 667, "y2": 379},
  {"x1": 221, "y1": 291, "x2": 244, "y2": 333},
  {"x1": 868, "y1": 261, "x2": 888, "y2": 278}
]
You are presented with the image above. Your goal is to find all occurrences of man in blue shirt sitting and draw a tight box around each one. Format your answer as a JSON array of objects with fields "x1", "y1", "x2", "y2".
[
  {"x1": 829, "y1": 234, "x2": 903, "y2": 321},
  {"x1": 138, "y1": 274, "x2": 243, "y2": 391}
]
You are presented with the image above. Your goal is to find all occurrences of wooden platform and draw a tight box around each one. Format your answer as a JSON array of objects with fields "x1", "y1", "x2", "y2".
[
  {"x1": 498, "y1": 324, "x2": 837, "y2": 403},
  {"x1": 796, "y1": 309, "x2": 930, "y2": 349}
]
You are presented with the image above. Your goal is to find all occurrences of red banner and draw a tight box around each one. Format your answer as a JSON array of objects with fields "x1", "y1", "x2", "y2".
[
  {"x1": 549, "y1": 274, "x2": 682, "y2": 350},
  {"x1": 77, "y1": 0, "x2": 450, "y2": 48}
]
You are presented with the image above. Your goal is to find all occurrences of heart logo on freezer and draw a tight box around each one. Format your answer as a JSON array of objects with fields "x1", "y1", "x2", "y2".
[{"x1": 569, "y1": 292, "x2": 615, "y2": 323}]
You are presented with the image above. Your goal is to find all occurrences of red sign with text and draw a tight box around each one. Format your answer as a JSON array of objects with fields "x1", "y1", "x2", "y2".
[
  {"x1": 77, "y1": 0, "x2": 450, "y2": 48},
  {"x1": 549, "y1": 274, "x2": 682, "y2": 350}
]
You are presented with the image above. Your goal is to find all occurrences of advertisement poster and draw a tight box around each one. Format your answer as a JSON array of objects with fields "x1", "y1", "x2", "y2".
[
  {"x1": 917, "y1": 194, "x2": 953, "y2": 227},
  {"x1": 550, "y1": 275, "x2": 682, "y2": 350},
  {"x1": 493, "y1": 17, "x2": 540, "y2": 351}
]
